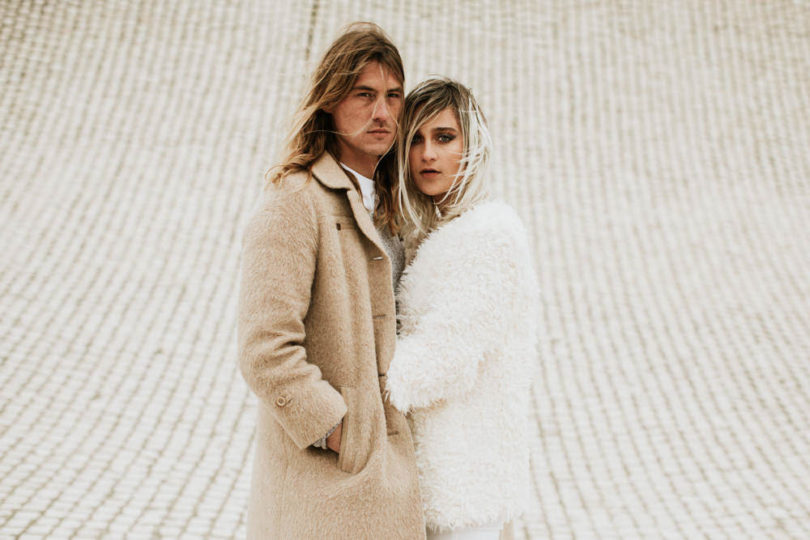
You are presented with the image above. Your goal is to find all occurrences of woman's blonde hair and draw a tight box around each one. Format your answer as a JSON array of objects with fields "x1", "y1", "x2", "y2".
[
  {"x1": 395, "y1": 77, "x2": 492, "y2": 255},
  {"x1": 266, "y1": 22, "x2": 404, "y2": 230}
]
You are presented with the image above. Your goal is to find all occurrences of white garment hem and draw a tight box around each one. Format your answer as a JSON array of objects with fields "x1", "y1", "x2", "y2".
[{"x1": 426, "y1": 521, "x2": 504, "y2": 540}]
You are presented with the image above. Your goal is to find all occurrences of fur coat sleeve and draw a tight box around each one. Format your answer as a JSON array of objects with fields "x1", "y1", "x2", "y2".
[{"x1": 385, "y1": 201, "x2": 533, "y2": 413}]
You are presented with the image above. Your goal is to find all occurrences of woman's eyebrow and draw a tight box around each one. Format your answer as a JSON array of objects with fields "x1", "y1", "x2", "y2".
[{"x1": 431, "y1": 126, "x2": 458, "y2": 132}]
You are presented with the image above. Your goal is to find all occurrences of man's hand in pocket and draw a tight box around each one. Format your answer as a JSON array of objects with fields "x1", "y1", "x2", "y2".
[{"x1": 326, "y1": 421, "x2": 342, "y2": 453}]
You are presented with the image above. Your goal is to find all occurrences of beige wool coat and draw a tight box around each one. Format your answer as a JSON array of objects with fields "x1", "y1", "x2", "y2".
[{"x1": 237, "y1": 152, "x2": 426, "y2": 539}]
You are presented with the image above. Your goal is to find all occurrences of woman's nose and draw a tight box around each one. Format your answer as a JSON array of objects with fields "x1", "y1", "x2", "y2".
[{"x1": 422, "y1": 142, "x2": 436, "y2": 161}]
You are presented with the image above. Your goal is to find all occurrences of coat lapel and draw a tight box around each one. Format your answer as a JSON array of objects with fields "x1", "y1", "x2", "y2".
[{"x1": 311, "y1": 153, "x2": 386, "y2": 256}]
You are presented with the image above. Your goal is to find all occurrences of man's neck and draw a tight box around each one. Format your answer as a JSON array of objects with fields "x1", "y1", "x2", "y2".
[
  {"x1": 335, "y1": 148, "x2": 377, "y2": 178},
  {"x1": 341, "y1": 162, "x2": 377, "y2": 213},
  {"x1": 340, "y1": 162, "x2": 372, "y2": 183},
  {"x1": 342, "y1": 159, "x2": 376, "y2": 179}
]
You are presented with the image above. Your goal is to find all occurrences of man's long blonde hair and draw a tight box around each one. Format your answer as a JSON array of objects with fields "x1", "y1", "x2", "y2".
[
  {"x1": 266, "y1": 22, "x2": 404, "y2": 230},
  {"x1": 396, "y1": 78, "x2": 492, "y2": 256}
]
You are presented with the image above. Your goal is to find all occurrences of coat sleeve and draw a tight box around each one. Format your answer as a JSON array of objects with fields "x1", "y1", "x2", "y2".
[
  {"x1": 237, "y1": 183, "x2": 347, "y2": 449},
  {"x1": 385, "y1": 219, "x2": 526, "y2": 413}
]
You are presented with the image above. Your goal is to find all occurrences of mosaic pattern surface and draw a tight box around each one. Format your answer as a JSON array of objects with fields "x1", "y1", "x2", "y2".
[{"x1": 1, "y1": 1, "x2": 809, "y2": 538}]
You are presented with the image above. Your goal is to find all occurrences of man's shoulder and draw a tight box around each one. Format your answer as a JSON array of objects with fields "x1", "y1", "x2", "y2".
[
  {"x1": 261, "y1": 167, "x2": 331, "y2": 203},
  {"x1": 271, "y1": 155, "x2": 350, "y2": 194},
  {"x1": 251, "y1": 165, "x2": 349, "y2": 223},
  {"x1": 242, "y1": 173, "x2": 317, "y2": 233},
  {"x1": 254, "y1": 174, "x2": 309, "y2": 210}
]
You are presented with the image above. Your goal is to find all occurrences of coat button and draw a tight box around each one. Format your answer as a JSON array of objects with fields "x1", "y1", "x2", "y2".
[{"x1": 275, "y1": 396, "x2": 288, "y2": 407}]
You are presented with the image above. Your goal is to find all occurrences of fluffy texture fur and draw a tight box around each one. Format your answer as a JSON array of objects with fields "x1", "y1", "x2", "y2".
[
  {"x1": 385, "y1": 200, "x2": 539, "y2": 533},
  {"x1": 238, "y1": 153, "x2": 425, "y2": 539}
]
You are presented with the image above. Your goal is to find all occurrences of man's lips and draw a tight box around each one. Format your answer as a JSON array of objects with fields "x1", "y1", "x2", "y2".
[{"x1": 368, "y1": 129, "x2": 390, "y2": 135}]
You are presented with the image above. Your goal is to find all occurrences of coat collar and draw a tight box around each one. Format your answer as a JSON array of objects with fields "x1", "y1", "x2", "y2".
[
  {"x1": 311, "y1": 152, "x2": 356, "y2": 191},
  {"x1": 311, "y1": 152, "x2": 387, "y2": 259}
]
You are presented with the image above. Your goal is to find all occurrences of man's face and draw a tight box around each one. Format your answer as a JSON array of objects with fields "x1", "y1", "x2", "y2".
[{"x1": 329, "y1": 61, "x2": 403, "y2": 174}]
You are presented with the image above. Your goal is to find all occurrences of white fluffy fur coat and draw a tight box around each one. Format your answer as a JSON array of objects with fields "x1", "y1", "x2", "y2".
[{"x1": 385, "y1": 200, "x2": 539, "y2": 532}]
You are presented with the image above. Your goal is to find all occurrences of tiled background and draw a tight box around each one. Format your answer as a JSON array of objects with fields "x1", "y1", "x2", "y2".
[{"x1": 1, "y1": 1, "x2": 809, "y2": 538}]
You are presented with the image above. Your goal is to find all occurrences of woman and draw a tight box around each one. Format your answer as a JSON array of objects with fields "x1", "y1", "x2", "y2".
[{"x1": 384, "y1": 78, "x2": 539, "y2": 539}]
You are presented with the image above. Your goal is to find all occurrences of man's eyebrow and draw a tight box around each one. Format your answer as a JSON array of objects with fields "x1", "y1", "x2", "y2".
[{"x1": 351, "y1": 85, "x2": 403, "y2": 93}]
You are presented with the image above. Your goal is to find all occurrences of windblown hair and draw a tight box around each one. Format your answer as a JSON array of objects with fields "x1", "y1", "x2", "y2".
[
  {"x1": 396, "y1": 78, "x2": 492, "y2": 256},
  {"x1": 266, "y1": 22, "x2": 404, "y2": 230}
]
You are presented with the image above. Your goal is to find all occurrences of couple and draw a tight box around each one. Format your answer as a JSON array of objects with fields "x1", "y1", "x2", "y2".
[{"x1": 237, "y1": 22, "x2": 538, "y2": 540}]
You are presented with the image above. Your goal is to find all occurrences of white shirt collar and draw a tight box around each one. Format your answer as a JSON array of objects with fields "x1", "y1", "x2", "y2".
[{"x1": 340, "y1": 163, "x2": 376, "y2": 213}]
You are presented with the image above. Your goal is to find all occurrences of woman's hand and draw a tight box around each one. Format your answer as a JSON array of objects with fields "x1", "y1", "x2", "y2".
[{"x1": 326, "y1": 421, "x2": 342, "y2": 452}]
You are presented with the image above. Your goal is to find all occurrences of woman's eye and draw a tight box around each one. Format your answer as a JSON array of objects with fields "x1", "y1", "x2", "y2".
[
  {"x1": 411, "y1": 135, "x2": 423, "y2": 144},
  {"x1": 437, "y1": 134, "x2": 455, "y2": 143}
]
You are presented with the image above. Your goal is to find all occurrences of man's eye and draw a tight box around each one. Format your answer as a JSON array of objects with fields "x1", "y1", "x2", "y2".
[
  {"x1": 387, "y1": 93, "x2": 401, "y2": 100},
  {"x1": 358, "y1": 92, "x2": 373, "y2": 98}
]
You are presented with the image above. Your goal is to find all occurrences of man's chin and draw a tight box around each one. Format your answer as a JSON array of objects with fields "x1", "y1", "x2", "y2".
[{"x1": 366, "y1": 143, "x2": 395, "y2": 158}]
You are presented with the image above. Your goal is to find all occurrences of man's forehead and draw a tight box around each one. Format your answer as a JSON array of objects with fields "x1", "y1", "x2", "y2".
[{"x1": 355, "y1": 61, "x2": 403, "y2": 87}]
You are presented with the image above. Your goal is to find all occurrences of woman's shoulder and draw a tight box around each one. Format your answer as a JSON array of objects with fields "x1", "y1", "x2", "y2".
[
  {"x1": 409, "y1": 200, "x2": 530, "y2": 268},
  {"x1": 433, "y1": 199, "x2": 529, "y2": 246},
  {"x1": 462, "y1": 199, "x2": 526, "y2": 230}
]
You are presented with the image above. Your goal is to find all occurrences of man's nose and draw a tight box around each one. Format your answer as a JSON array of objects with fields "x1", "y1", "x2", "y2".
[{"x1": 371, "y1": 97, "x2": 391, "y2": 122}]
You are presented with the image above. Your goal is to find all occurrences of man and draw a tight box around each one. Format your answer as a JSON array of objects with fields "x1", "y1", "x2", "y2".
[{"x1": 237, "y1": 23, "x2": 424, "y2": 539}]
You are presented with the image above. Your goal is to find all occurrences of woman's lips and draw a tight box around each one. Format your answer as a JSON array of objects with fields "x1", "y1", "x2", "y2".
[{"x1": 420, "y1": 169, "x2": 440, "y2": 177}]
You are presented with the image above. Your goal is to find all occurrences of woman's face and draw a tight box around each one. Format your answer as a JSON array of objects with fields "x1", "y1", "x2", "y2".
[{"x1": 408, "y1": 107, "x2": 464, "y2": 201}]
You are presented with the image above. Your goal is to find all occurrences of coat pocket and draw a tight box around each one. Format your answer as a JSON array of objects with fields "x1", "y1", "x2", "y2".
[
  {"x1": 378, "y1": 374, "x2": 400, "y2": 436},
  {"x1": 336, "y1": 386, "x2": 359, "y2": 474}
]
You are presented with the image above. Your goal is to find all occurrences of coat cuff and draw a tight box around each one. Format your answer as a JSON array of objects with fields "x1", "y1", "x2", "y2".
[
  {"x1": 311, "y1": 419, "x2": 342, "y2": 450},
  {"x1": 384, "y1": 342, "x2": 424, "y2": 413},
  {"x1": 270, "y1": 379, "x2": 348, "y2": 449}
]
